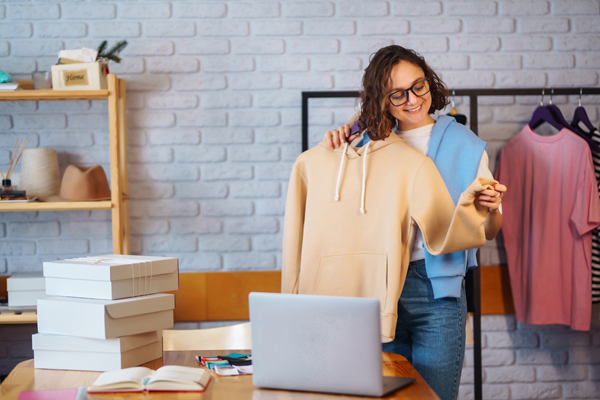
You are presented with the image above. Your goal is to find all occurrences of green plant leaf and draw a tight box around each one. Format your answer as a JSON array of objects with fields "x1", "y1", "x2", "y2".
[{"x1": 96, "y1": 40, "x2": 108, "y2": 59}]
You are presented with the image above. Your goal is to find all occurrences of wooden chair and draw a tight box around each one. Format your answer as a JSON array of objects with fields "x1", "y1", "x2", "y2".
[
  {"x1": 162, "y1": 270, "x2": 281, "y2": 351},
  {"x1": 163, "y1": 322, "x2": 252, "y2": 351}
]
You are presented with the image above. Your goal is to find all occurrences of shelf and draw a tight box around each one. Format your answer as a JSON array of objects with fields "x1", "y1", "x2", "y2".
[
  {"x1": 0, "y1": 74, "x2": 130, "y2": 253},
  {"x1": 0, "y1": 201, "x2": 112, "y2": 212},
  {"x1": 0, "y1": 89, "x2": 110, "y2": 102},
  {"x1": 0, "y1": 313, "x2": 37, "y2": 325}
]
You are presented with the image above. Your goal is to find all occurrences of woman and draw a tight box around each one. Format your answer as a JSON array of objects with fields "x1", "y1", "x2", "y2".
[{"x1": 324, "y1": 45, "x2": 506, "y2": 400}]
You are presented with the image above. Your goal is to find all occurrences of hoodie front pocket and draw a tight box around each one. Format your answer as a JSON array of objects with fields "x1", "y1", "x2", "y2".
[{"x1": 314, "y1": 253, "x2": 388, "y2": 311}]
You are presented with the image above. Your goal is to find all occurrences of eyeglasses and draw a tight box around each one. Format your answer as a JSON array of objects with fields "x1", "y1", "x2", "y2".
[{"x1": 388, "y1": 78, "x2": 431, "y2": 107}]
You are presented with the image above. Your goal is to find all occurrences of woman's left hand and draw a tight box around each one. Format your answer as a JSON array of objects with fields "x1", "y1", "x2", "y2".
[{"x1": 476, "y1": 183, "x2": 506, "y2": 213}]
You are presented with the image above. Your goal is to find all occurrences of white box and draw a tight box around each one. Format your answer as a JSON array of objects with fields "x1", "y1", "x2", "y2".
[
  {"x1": 43, "y1": 255, "x2": 179, "y2": 300},
  {"x1": 37, "y1": 293, "x2": 175, "y2": 339},
  {"x1": 51, "y1": 61, "x2": 108, "y2": 91},
  {"x1": 8, "y1": 291, "x2": 46, "y2": 307},
  {"x1": 33, "y1": 331, "x2": 163, "y2": 372},
  {"x1": 7, "y1": 273, "x2": 46, "y2": 307}
]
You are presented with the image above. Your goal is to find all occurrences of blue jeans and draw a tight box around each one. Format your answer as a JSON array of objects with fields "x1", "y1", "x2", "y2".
[{"x1": 382, "y1": 259, "x2": 466, "y2": 400}]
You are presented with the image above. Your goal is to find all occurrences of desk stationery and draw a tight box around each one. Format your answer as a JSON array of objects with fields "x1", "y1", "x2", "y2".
[{"x1": 0, "y1": 350, "x2": 439, "y2": 400}]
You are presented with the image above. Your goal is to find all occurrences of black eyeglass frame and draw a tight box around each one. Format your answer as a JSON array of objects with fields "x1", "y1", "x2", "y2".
[{"x1": 388, "y1": 78, "x2": 431, "y2": 107}]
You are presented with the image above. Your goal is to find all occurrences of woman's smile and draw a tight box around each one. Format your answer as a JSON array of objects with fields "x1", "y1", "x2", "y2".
[{"x1": 404, "y1": 102, "x2": 424, "y2": 114}]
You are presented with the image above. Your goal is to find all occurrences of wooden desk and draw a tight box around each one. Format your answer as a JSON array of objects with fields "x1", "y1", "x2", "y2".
[{"x1": 0, "y1": 351, "x2": 439, "y2": 400}]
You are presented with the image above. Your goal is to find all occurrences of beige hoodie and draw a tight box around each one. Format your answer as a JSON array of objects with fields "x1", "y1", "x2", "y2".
[{"x1": 281, "y1": 134, "x2": 497, "y2": 342}]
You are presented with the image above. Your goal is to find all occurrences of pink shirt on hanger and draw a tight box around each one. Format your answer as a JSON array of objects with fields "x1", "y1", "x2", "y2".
[{"x1": 496, "y1": 125, "x2": 600, "y2": 331}]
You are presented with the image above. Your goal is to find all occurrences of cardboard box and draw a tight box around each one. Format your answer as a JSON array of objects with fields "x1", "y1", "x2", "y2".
[
  {"x1": 51, "y1": 61, "x2": 108, "y2": 91},
  {"x1": 7, "y1": 273, "x2": 46, "y2": 307},
  {"x1": 43, "y1": 255, "x2": 178, "y2": 300},
  {"x1": 33, "y1": 331, "x2": 163, "y2": 371},
  {"x1": 37, "y1": 293, "x2": 175, "y2": 339}
]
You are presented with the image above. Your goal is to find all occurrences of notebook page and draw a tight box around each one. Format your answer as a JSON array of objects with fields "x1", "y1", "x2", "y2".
[
  {"x1": 148, "y1": 365, "x2": 206, "y2": 384},
  {"x1": 90, "y1": 367, "x2": 152, "y2": 389}
]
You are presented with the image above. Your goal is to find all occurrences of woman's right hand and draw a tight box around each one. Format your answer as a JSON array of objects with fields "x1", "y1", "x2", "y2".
[{"x1": 324, "y1": 124, "x2": 358, "y2": 150}]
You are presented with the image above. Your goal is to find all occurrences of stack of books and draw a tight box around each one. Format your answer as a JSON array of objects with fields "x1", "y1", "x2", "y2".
[
  {"x1": 32, "y1": 254, "x2": 179, "y2": 372},
  {"x1": 197, "y1": 353, "x2": 253, "y2": 376}
]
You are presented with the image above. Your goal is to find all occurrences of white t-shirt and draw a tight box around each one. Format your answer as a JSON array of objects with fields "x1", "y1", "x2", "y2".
[{"x1": 351, "y1": 123, "x2": 497, "y2": 261}]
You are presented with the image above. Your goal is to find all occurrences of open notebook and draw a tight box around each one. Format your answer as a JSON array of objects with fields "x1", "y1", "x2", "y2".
[{"x1": 88, "y1": 365, "x2": 211, "y2": 393}]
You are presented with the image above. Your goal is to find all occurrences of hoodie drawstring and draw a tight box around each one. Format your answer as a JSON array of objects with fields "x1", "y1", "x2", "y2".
[
  {"x1": 334, "y1": 142, "x2": 349, "y2": 201},
  {"x1": 334, "y1": 141, "x2": 370, "y2": 213},
  {"x1": 360, "y1": 141, "x2": 370, "y2": 214}
]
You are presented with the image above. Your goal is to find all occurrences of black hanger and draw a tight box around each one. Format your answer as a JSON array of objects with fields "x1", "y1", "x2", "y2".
[
  {"x1": 529, "y1": 89, "x2": 564, "y2": 131},
  {"x1": 548, "y1": 88, "x2": 600, "y2": 153},
  {"x1": 546, "y1": 89, "x2": 600, "y2": 153},
  {"x1": 572, "y1": 88, "x2": 598, "y2": 134}
]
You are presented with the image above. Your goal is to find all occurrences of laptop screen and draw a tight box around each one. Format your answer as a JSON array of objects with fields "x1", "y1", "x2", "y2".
[{"x1": 249, "y1": 292, "x2": 384, "y2": 396}]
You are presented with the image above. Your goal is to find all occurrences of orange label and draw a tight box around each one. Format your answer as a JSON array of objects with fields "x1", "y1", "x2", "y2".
[{"x1": 63, "y1": 70, "x2": 88, "y2": 86}]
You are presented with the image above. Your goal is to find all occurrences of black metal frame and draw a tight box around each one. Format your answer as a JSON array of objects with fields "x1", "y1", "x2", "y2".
[{"x1": 301, "y1": 87, "x2": 600, "y2": 400}]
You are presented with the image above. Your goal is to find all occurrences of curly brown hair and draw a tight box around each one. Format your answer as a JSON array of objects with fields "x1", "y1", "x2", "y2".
[{"x1": 358, "y1": 45, "x2": 450, "y2": 141}]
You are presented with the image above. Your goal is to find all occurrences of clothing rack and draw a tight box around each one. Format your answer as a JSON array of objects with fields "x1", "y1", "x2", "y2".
[{"x1": 301, "y1": 87, "x2": 600, "y2": 400}]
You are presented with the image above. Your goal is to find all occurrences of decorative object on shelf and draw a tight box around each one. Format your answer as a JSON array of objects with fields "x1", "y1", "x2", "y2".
[
  {"x1": 41, "y1": 164, "x2": 111, "y2": 202},
  {"x1": 32, "y1": 71, "x2": 52, "y2": 90},
  {"x1": 0, "y1": 138, "x2": 29, "y2": 200},
  {"x1": 0, "y1": 69, "x2": 12, "y2": 83},
  {"x1": 50, "y1": 41, "x2": 128, "y2": 91},
  {"x1": 0, "y1": 69, "x2": 18, "y2": 91},
  {"x1": 96, "y1": 40, "x2": 128, "y2": 64},
  {"x1": 51, "y1": 61, "x2": 108, "y2": 91},
  {"x1": 19, "y1": 148, "x2": 61, "y2": 199}
]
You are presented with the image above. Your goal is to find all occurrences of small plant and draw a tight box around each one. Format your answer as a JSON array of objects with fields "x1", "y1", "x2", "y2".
[{"x1": 96, "y1": 40, "x2": 128, "y2": 63}]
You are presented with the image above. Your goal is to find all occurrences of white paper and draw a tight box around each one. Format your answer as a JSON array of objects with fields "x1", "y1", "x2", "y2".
[
  {"x1": 235, "y1": 365, "x2": 253, "y2": 375},
  {"x1": 58, "y1": 48, "x2": 98, "y2": 63}
]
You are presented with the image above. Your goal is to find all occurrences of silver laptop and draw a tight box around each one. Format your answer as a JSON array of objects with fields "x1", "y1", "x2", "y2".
[{"x1": 249, "y1": 292, "x2": 415, "y2": 397}]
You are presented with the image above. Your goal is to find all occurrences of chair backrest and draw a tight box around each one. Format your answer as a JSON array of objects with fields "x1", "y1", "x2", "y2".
[
  {"x1": 166, "y1": 270, "x2": 281, "y2": 322},
  {"x1": 162, "y1": 271, "x2": 280, "y2": 352},
  {"x1": 163, "y1": 322, "x2": 252, "y2": 351}
]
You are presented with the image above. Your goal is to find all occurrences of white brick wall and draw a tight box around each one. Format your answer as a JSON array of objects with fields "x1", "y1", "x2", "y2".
[
  {"x1": 2, "y1": 0, "x2": 600, "y2": 393},
  {"x1": 460, "y1": 317, "x2": 600, "y2": 399}
]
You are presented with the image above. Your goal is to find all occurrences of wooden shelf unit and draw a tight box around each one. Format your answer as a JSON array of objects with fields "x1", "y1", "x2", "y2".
[
  {"x1": 0, "y1": 90, "x2": 110, "y2": 102},
  {"x1": 0, "y1": 201, "x2": 112, "y2": 212},
  {"x1": 0, "y1": 74, "x2": 131, "y2": 254}
]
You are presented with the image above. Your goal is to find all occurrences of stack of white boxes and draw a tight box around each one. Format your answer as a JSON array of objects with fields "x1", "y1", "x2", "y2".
[
  {"x1": 7, "y1": 273, "x2": 46, "y2": 307},
  {"x1": 32, "y1": 254, "x2": 179, "y2": 372}
]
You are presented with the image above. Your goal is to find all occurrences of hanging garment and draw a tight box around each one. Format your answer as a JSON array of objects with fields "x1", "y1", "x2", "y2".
[
  {"x1": 581, "y1": 128, "x2": 600, "y2": 304},
  {"x1": 281, "y1": 134, "x2": 497, "y2": 341},
  {"x1": 496, "y1": 125, "x2": 600, "y2": 331}
]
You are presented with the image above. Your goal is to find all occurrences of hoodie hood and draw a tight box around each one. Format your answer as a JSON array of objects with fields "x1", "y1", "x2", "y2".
[
  {"x1": 318, "y1": 133, "x2": 404, "y2": 214},
  {"x1": 321, "y1": 132, "x2": 403, "y2": 158}
]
